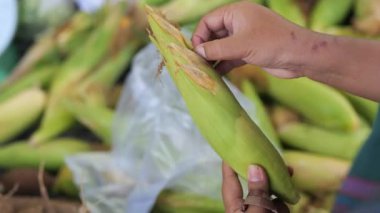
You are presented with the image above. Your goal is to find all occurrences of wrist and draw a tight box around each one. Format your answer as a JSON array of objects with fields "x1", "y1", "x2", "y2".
[{"x1": 281, "y1": 29, "x2": 334, "y2": 78}]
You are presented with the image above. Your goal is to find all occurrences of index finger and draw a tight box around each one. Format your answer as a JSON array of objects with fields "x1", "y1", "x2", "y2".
[
  {"x1": 222, "y1": 162, "x2": 243, "y2": 213},
  {"x1": 192, "y1": 5, "x2": 233, "y2": 47}
]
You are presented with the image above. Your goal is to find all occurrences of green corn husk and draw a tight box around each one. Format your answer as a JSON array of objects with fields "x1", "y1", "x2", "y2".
[
  {"x1": 63, "y1": 21, "x2": 142, "y2": 144},
  {"x1": 345, "y1": 93, "x2": 379, "y2": 124},
  {"x1": 0, "y1": 63, "x2": 58, "y2": 103},
  {"x1": 64, "y1": 100, "x2": 114, "y2": 144},
  {"x1": 267, "y1": 0, "x2": 306, "y2": 26},
  {"x1": 0, "y1": 88, "x2": 46, "y2": 143},
  {"x1": 279, "y1": 122, "x2": 370, "y2": 160},
  {"x1": 269, "y1": 105, "x2": 301, "y2": 130},
  {"x1": 146, "y1": 6, "x2": 299, "y2": 204},
  {"x1": 307, "y1": 207, "x2": 330, "y2": 213},
  {"x1": 318, "y1": 26, "x2": 373, "y2": 38},
  {"x1": 263, "y1": 73, "x2": 360, "y2": 132},
  {"x1": 55, "y1": 12, "x2": 98, "y2": 55},
  {"x1": 75, "y1": 38, "x2": 142, "y2": 105},
  {"x1": 250, "y1": 0, "x2": 264, "y2": 4},
  {"x1": 284, "y1": 151, "x2": 350, "y2": 195},
  {"x1": 0, "y1": 138, "x2": 90, "y2": 170},
  {"x1": 241, "y1": 80, "x2": 281, "y2": 150},
  {"x1": 313, "y1": 193, "x2": 336, "y2": 212},
  {"x1": 309, "y1": 0, "x2": 354, "y2": 31},
  {"x1": 158, "y1": 0, "x2": 236, "y2": 25},
  {"x1": 1, "y1": 12, "x2": 97, "y2": 89},
  {"x1": 152, "y1": 191, "x2": 224, "y2": 213},
  {"x1": 288, "y1": 192, "x2": 311, "y2": 213},
  {"x1": 53, "y1": 166, "x2": 79, "y2": 198},
  {"x1": 354, "y1": 0, "x2": 380, "y2": 35},
  {"x1": 140, "y1": 0, "x2": 172, "y2": 6},
  {"x1": 30, "y1": 4, "x2": 125, "y2": 145}
]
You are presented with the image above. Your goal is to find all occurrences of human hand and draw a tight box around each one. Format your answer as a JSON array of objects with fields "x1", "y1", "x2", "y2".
[
  {"x1": 192, "y1": 1, "x2": 315, "y2": 78},
  {"x1": 222, "y1": 162, "x2": 291, "y2": 213}
]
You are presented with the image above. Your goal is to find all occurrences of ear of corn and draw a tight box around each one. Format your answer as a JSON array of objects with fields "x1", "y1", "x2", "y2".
[
  {"x1": 318, "y1": 26, "x2": 371, "y2": 38},
  {"x1": 241, "y1": 80, "x2": 281, "y2": 150},
  {"x1": 76, "y1": 36, "x2": 142, "y2": 106},
  {"x1": 313, "y1": 193, "x2": 337, "y2": 212},
  {"x1": 263, "y1": 73, "x2": 360, "y2": 132},
  {"x1": 228, "y1": 64, "x2": 268, "y2": 92},
  {"x1": 30, "y1": 4, "x2": 125, "y2": 145},
  {"x1": 250, "y1": 0, "x2": 264, "y2": 4},
  {"x1": 63, "y1": 18, "x2": 142, "y2": 144},
  {"x1": 1, "y1": 12, "x2": 97, "y2": 89},
  {"x1": 288, "y1": 193, "x2": 311, "y2": 213},
  {"x1": 0, "y1": 138, "x2": 90, "y2": 170},
  {"x1": 0, "y1": 88, "x2": 46, "y2": 144},
  {"x1": 345, "y1": 93, "x2": 379, "y2": 124},
  {"x1": 55, "y1": 12, "x2": 97, "y2": 56},
  {"x1": 152, "y1": 191, "x2": 224, "y2": 213},
  {"x1": 0, "y1": 63, "x2": 58, "y2": 103},
  {"x1": 158, "y1": 0, "x2": 236, "y2": 24},
  {"x1": 269, "y1": 105, "x2": 301, "y2": 130},
  {"x1": 146, "y1": 6, "x2": 299, "y2": 204},
  {"x1": 354, "y1": 0, "x2": 380, "y2": 35},
  {"x1": 284, "y1": 151, "x2": 350, "y2": 196},
  {"x1": 279, "y1": 122, "x2": 370, "y2": 160},
  {"x1": 64, "y1": 100, "x2": 114, "y2": 144},
  {"x1": 267, "y1": 0, "x2": 306, "y2": 26},
  {"x1": 140, "y1": 0, "x2": 172, "y2": 6},
  {"x1": 309, "y1": 0, "x2": 354, "y2": 31}
]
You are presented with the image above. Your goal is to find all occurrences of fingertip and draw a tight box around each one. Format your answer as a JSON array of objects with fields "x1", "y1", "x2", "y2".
[
  {"x1": 247, "y1": 165, "x2": 269, "y2": 192},
  {"x1": 191, "y1": 34, "x2": 205, "y2": 48},
  {"x1": 248, "y1": 165, "x2": 265, "y2": 183},
  {"x1": 195, "y1": 45, "x2": 206, "y2": 58},
  {"x1": 222, "y1": 161, "x2": 235, "y2": 177}
]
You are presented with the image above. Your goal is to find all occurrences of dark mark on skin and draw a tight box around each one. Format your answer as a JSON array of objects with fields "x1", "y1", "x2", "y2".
[
  {"x1": 290, "y1": 31, "x2": 297, "y2": 41},
  {"x1": 312, "y1": 40, "x2": 328, "y2": 52}
]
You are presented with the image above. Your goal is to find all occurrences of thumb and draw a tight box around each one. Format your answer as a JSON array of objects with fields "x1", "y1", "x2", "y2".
[
  {"x1": 244, "y1": 165, "x2": 272, "y2": 213},
  {"x1": 195, "y1": 35, "x2": 246, "y2": 61},
  {"x1": 247, "y1": 165, "x2": 269, "y2": 195}
]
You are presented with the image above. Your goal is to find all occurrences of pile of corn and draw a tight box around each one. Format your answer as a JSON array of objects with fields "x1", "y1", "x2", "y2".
[
  {"x1": 0, "y1": 0, "x2": 379, "y2": 212},
  {"x1": 0, "y1": 1, "x2": 145, "y2": 199}
]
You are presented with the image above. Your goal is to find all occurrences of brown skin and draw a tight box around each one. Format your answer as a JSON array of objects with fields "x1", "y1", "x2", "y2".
[
  {"x1": 222, "y1": 162, "x2": 290, "y2": 213},
  {"x1": 193, "y1": 1, "x2": 380, "y2": 212},
  {"x1": 192, "y1": 1, "x2": 380, "y2": 101}
]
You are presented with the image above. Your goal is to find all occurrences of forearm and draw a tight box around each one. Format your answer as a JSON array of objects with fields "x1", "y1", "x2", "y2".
[{"x1": 295, "y1": 32, "x2": 380, "y2": 102}]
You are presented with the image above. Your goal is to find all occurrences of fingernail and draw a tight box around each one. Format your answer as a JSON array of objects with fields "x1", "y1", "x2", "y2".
[
  {"x1": 195, "y1": 45, "x2": 206, "y2": 58},
  {"x1": 248, "y1": 165, "x2": 264, "y2": 182}
]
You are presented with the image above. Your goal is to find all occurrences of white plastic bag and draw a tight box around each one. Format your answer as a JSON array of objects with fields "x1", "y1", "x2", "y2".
[{"x1": 68, "y1": 41, "x2": 261, "y2": 213}]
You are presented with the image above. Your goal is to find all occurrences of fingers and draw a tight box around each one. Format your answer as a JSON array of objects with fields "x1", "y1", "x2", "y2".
[
  {"x1": 262, "y1": 67, "x2": 303, "y2": 79},
  {"x1": 215, "y1": 60, "x2": 246, "y2": 75},
  {"x1": 222, "y1": 162, "x2": 243, "y2": 213},
  {"x1": 246, "y1": 165, "x2": 269, "y2": 213},
  {"x1": 192, "y1": 5, "x2": 232, "y2": 47},
  {"x1": 222, "y1": 164, "x2": 288, "y2": 213},
  {"x1": 195, "y1": 35, "x2": 248, "y2": 61}
]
